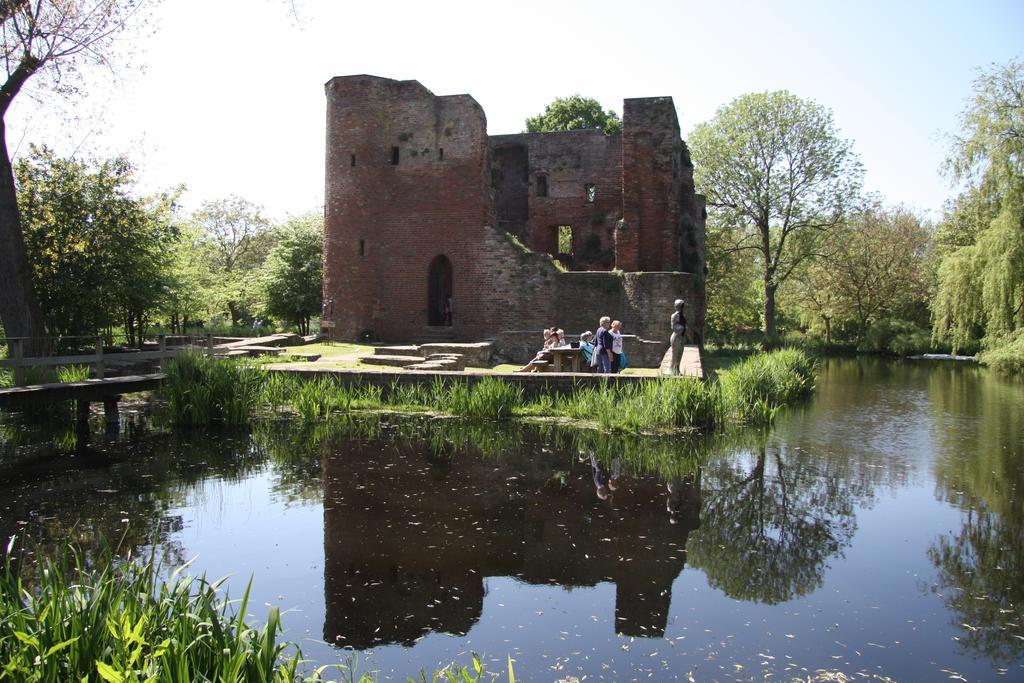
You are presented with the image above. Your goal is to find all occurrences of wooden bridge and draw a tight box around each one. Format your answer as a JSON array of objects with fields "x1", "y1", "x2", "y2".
[{"x1": 0, "y1": 374, "x2": 165, "y2": 411}]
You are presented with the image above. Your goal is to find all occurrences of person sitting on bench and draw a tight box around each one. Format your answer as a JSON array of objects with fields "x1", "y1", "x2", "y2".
[{"x1": 517, "y1": 327, "x2": 560, "y2": 372}]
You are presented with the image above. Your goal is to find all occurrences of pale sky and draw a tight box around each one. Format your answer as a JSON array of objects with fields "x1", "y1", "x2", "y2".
[{"x1": 8, "y1": 0, "x2": 1023, "y2": 222}]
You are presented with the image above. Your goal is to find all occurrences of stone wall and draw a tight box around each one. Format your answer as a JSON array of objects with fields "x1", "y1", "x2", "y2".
[{"x1": 490, "y1": 130, "x2": 622, "y2": 270}]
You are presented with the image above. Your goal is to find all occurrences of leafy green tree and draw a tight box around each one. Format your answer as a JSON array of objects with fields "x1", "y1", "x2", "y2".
[
  {"x1": 16, "y1": 145, "x2": 179, "y2": 345},
  {"x1": 524, "y1": 95, "x2": 622, "y2": 135},
  {"x1": 932, "y1": 60, "x2": 1024, "y2": 355},
  {"x1": 190, "y1": 196, "x2": 272, "y2": 327},
  {"x1": 0, "y1": 1, "x2": 150, "y2": 354},
  {"x1": 262, "y1": 212, "x2": 323, "y2": 335},
  {"x1": 704, "y1": 219, "x2": 763, "y2": 343},
  {"x1": 689, "y1": 91, "x2": 863, "y2": 340},
  {"x1": 161, "y1": 224, "x2": 217, "y2": 334},
  {"x1": 791, "y1": 205, "x2": 932, "y2": 343}
]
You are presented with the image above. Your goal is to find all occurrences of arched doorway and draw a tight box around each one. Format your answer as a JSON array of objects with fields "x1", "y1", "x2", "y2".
[{"x1": 427, "y1": 255, "x2": 453, "y2": 326}]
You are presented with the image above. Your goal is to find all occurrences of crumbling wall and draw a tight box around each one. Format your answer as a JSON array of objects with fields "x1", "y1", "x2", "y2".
[
  {"x1": 477, "y1": 225, "x2": 692, "y2": 365},
  {"x1": 622, "y1": 97, "x2": 686, "y2": 273},
  {"x1": 489, "y1": 131, "x2": 622, "y2": 270}
]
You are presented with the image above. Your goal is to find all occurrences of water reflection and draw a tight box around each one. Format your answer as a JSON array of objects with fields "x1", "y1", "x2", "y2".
[
  {"x1": 2, "y1": 358, "x2": 1023, "y2": 678},
  {"x1": 927, "y1": 364, "x2": 1024, "y2": 662},
  {"x1": 320, "y1": 425, "x2": 702, "y2": 647},
  {"x1": 686, "y1": 439, "x2": 856, "y2": 604}
]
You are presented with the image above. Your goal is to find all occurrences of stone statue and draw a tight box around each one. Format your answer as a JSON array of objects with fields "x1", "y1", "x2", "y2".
[{"x1": 669, "y1": 298, "x2": 687, "y2": 375}]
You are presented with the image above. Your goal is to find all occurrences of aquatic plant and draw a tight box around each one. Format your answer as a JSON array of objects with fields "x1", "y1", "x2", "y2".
[
  {"x1": 0, "y1": 540, "x2": 301, "y2": 683},
  {"x1": 438, "y1": 376, "x2": 523, "y2": 419},
  {"x1": 718, "y1": 347, "x2": 817, "y2": 423},
  {"x1": 0, "y1": 539, "x2": 511, "y2": 683},
  {"x1": 56, "y1": 365, "x2": 90, "y2": 383},
  {"x1": 163, "y1": 352, "x2": 266, "y2": 426},
  {"x1": 161, "y1": 349, "x2": 816, "y2": 433}
]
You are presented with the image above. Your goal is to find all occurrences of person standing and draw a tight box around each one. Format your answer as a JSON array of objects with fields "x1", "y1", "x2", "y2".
[
  {"x1": 593, "y1": 316, "x2": 613, "y2": 374},
  {"x1": 610, "y1": 320, "x2": 624, "y2": 373}
]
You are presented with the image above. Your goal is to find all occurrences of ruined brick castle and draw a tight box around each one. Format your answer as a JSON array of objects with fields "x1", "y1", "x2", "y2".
[{"x1": 322, "y1": 76, "x2": 706, "y2": 355}]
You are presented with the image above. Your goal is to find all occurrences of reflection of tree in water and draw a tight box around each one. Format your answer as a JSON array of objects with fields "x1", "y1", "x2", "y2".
[
  {"x1": 928, "y1": 510, "x2": 1024, "y2": 663},
  {"x1": 0, "y1": 420, "x2": 266, "y2": 571},
  {"x1": 927, "y1": 364, "x2": 1024, "y2": 662},
  {"x1": 686, "y1": 440, "x2": 856, "y2": 604}
]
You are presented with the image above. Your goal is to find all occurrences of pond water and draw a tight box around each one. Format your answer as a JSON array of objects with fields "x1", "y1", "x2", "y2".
[{"x1": 1, "y1": 358, "x2": 1022, "y2": 681}]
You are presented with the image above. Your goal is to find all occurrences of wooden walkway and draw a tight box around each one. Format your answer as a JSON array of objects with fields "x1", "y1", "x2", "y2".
[{"x1": 0, "y1": 374, "x2": 164, "y2": 410}]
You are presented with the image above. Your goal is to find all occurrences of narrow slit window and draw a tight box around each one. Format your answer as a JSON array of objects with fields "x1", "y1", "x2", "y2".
[
  {"x1": 359, "y1": 239, "x2": 365, "y2": 257},
  {"x1": 438, "y1": 148, "x2": 444, "y2": 161},
  {"x1": 537, "y1": 175, "x2": 548, "y2": 197},
  {"x1": 390, "y1": 147, "x2": 400, "y2": 165},
  {"x1": 585, "y1": 183, "x2": 597, "y2": 203},
  {"x1": 557, "y1": 225, "x2": 573, "y2": 256},
  {"x1": 351, "y1": 154, "x2": 356, "y2": 167}
]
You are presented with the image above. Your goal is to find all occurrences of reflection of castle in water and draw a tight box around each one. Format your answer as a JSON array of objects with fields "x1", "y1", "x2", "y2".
[{"x1": 323, "y1": 439, "x2": 700, "y2": 648}]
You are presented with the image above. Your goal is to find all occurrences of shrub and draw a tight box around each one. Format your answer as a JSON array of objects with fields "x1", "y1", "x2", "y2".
[
  {"x1": 859, "y1": 319, "x2": 933, "y2": 356},
  {"x1": 978, "y1": 330, "x2": 1024, "y2": 375}
]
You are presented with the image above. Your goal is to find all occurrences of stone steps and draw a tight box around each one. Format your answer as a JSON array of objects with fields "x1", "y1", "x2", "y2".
[
  {"x1": 374, "y1": 345, "x2": 420, "y2": 356},
  {"x1": 360, "y1": 354, "x2": 426, "y2": 368},
  {"x1": 417, "y1": 327, "x2": 456, "y2": 343}
]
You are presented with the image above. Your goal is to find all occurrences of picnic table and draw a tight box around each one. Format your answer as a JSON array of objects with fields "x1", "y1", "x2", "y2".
[{"x1": 549, "y1": 346, "x2": 583, "y2": 372}]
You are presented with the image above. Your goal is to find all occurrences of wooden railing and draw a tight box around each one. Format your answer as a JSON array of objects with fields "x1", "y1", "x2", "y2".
[{"x1": 0, "y1": 335, "x2": 218, "y2": 387}]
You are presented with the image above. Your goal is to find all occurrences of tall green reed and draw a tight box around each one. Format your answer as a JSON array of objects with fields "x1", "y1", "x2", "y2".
[
  {"x1": 1, "y1": 539, "x2": 509, "y2": 682},
  {"x1": 0, "y1": 539, "x2": 300, "y2": 683},
  {"x1": 163, "y1": 352, "x2": 266, "y2": 426}
]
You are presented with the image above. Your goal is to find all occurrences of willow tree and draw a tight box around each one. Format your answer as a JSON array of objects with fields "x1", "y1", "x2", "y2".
[
  {"x1": 0, "y1": 0, "x2": 148, "y2": 353},
  {"x1": 932, "y1": 59, "x2": 1024, "y2": 351},
  {"x1": 689, "y1": 91, "x2": 862, "y2": 339}
]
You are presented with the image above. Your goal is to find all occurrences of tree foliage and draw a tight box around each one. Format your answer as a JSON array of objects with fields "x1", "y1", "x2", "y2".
[
  {"x1": 262, "y1": 212, "x2": 323, "y2": 335},
  {"x1": 189, "y1": 196, "x2": 272, "y2": 327},
  {"x1": 789, "y1": 205, "x2": 931, "y2": 343},
  {"x1": 689, "y1": 91, "x2": 862, "y2": 339},
  {"x1": 704, "y1": 218, "x2": 763, "y2": 343},
  {"x1": 932, "y1": 59, "x2": 1024, "y2": 356},
  {"x1": 524, "y1": 95, "x2": 622, "y2": 135},
  {"x1": 16, "y1": 144, "x2": 179, "y2": 345}
]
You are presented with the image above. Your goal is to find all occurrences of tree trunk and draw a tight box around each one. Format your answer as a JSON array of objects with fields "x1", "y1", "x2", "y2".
[
  {"x1": 823, "y1": 316, "x2": 832, "y2": 344},
  {"x1": 0, "y1": 119, "x2": 44, "y2": 355},
  {"x1": 764, "y1": 282, "x2": 778, "y2": 341}
]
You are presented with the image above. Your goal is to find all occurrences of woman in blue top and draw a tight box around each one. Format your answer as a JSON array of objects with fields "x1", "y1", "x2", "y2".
[{"x1": 593, "y1": 316, "x2": 613, "y2": 374}]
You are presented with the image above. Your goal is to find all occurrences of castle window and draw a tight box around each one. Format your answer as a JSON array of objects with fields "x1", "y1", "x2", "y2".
[
  {"x1": 585, "y1": 183, "x2": 597, "y2": 203},
  {"x1": 359, "y1": 239, "x2": 366, "y2": 257},
  {"x1": 351, "y1": 154, "x2": 356, "y2": 167},
  {"x1": 439, "y1": 148, "x2": 444, "y2": 161},
  {"x1": 391, "y1": 147, "x2": 400, "y2": 165},
  {"x1": 557, "y1": 225, "x2": 573, "y2": 256},
  {"x1": 536, "y1": 175, "x2": 548, "y2": 197}
]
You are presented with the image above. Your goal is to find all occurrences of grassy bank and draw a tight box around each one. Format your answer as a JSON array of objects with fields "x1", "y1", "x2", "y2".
[
  {"x1": 162, "y1": 348, "x2": 816, "y2": 433},
  {"x1": 0, "y1": 541, "x2": 507, "y2": 683}
]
